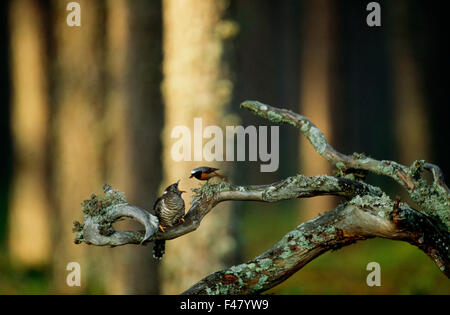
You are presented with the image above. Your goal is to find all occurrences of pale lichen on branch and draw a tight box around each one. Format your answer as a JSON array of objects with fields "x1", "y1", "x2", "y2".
[
  {"x1": 241, "y1": 100, "x2": 450, "y2": 229},
  {"x1": 73, "y1": 100, "x2": 450, "y2": 294}
]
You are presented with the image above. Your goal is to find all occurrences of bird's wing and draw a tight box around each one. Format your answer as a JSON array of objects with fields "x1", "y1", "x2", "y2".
[
  {"x1": 200, "y1": 167, "x2": 218, "y2": 173},
  {"x1": 153, "y1": 196, "x2": 162, "y2": 216}
]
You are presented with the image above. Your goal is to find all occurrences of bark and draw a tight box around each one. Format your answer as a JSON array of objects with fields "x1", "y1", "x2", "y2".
[
  {"x1": 74, "y1": 101, "x2": 449, "y2": 294},
  {"x1": 160, "y1": 0, "x2": 238, "y2": 293},
  {"x1": 8, "y1": 0, "x2": 51, "y2": 267},
  {"x1": 184, "y1": 199, "x2": 449, "y2": 294},
  {"x1": 298, "y1": 0, "x2": 337, "y2": 220},
  {"x1": 104, "y1": 0, "x2": 163, "y2": 294},
  {"x1": 242, "y1": 101, "x2": 450, "y2": 229},
  {"x1": 51, "y1": 0, "x2": 107, "y2": 293},
  {"x1": 390, "y1": 0, "x2": 431, "y2": 165}
]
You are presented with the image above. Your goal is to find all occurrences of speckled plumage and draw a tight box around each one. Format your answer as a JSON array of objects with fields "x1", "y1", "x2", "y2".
[
  {"x1": 154, "y1": 191, "x2": 185, "y2": 227},
  {"x1": 153, "y1": 181, "x2": 185, "y2": 259}
]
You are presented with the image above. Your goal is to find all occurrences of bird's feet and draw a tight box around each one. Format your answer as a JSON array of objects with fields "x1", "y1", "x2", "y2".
[
  {"x1": 179, "y1": 217, "x2": 185, "y2": 223},
  {"x1": 159, "y1": 224, "x2": 166, "y2": 233}
]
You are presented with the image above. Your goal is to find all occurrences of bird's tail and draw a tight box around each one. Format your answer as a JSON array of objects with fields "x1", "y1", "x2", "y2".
[
  {"x1": 153, "y1": 240, "x2": 166, "y2": 259},
  {"x1": 213, "y1": 171, "x2": 228, "y2": 181}
]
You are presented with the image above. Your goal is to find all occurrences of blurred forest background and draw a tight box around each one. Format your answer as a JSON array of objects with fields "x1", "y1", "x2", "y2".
[{"x1": 0, "y1": 0, "x2": 449, "y2": 294}]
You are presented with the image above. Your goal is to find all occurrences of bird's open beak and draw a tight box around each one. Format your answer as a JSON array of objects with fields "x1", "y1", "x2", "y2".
[{"x1": 176, "y1": 180, "x2": 185, "y2": 193}]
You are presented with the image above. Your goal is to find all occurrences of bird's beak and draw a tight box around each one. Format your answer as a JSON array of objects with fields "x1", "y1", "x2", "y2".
[
  {"x1": 176, "y1": 180, "x2": 185, "y2": 193},
  {"x1": 189, "y1": 174, "x2": 193, "y2": 178}
]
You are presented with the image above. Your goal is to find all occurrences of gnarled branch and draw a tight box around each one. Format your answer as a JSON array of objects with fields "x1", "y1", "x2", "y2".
[
  {"x1": 74, "y1": 175, "x2": 381, "y2": 245},
  {"x1": 183, "y1": 197, "x2": 449, "y2": 294},
  {"x1": 73, "y1": 100, "x2": 449, "y2": 294},
  {"x1": 241, "y1": 100, "x2": 450, "y2": 229}
]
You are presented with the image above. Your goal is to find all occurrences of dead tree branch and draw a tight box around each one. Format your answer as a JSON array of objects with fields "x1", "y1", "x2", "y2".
[
  {"x1": 184, "y1": 198, "x2": 449, "y2": 294},
  {"x1": 73, "y1": 175, "x2": 381, "y2": 245},
  {"x1": 241, "y1": 100, "x2": 449, "y2": 229},
  {"x1": 73, "y1": 100, "x2": 450, "y2": 294}
]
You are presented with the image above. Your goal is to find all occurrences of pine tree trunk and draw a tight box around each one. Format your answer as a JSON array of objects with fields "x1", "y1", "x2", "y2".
[
  {"x1": 104, "y1": 0, "x2": 163, "y2": 294},
  {"x1": 50, "y1": 0, "x2": 108, "y2": 293},
  {"x1": 389, "y1": 0, "x2": 430, "y2": 165},
  {"x1": 298, "y1": 0, "x2": 337, "y2": 220},
  {"x1": 161, "y1": 0, "x2": 237, "y2": 293},
  {"x1": 8, "y1": 0, "x2": 51, "y2": 267}
]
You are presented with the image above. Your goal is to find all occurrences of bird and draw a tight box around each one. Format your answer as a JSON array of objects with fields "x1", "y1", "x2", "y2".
[
  {"x1": 189, "y1": 166, "x2": 227, "y2": 182},
  {"x1": 152, "y1": 180, "x2": 186, "y2": 259}
]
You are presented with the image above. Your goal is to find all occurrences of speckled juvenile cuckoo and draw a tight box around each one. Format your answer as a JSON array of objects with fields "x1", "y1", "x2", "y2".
[{"x1": 152, "y1": 180, "x2": 186, "y2": 259}]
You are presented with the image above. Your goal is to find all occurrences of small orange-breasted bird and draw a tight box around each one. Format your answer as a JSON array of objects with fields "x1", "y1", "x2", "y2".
[{"x1": 189, "y1": 166, "x2": 227, "y2": 181}]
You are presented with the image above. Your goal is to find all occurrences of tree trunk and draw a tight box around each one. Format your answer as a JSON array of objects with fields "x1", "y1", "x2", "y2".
[
  {"x1": 298, "y1": 0, "x2": 337, "y2": 220},
  {"x1": 161, "y1": 0, "x2": 237, "y2": 293},
  {"x1": 104, "y1": 0, "x2": 163, "y2": 294},
  {"x1": 8, "y1": 0, "x2": 51, "y2": 267},
  {"x1": 50, "y1": 0, "x2": 108, "y2": 293},
  {"x1": 389, "y1": 0, "x2": 431, "y2": 165}
]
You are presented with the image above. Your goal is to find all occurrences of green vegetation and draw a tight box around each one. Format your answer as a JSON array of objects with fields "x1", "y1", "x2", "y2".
[{"x1": 239, "y1": 200, "x2": 450, "y2": 294}]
